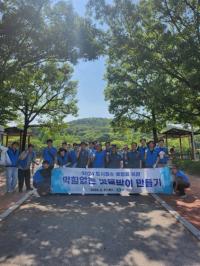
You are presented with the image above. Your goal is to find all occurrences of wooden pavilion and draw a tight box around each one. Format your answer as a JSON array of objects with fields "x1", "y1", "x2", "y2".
[
  {"x1": 2, "y1": 127, "x2": 32, "y2": 150},
  {"x1": 161, "y1": 127, "x2": 199, "y2": 160}
]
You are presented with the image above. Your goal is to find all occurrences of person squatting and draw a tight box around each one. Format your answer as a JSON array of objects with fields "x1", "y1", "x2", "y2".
[{"x1": 4, "y1": 138, "x2": 190, "y2": 197}]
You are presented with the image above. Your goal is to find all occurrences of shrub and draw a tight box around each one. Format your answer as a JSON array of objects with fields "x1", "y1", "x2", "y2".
[{"x1": 173, "y1": 159, "x2": 200, "y2": 176}]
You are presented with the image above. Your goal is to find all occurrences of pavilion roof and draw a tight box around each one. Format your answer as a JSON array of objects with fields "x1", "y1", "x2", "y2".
[
  {"x1": 161, "y1": 127, "x2": 200, "y2": 138},
  {"x1": 4, "y1": 127, "x2": 32, "y2": 136}
]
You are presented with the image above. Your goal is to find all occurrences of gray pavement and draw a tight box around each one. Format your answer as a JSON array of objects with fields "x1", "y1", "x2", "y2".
[{"x1": 0, "y1": 195, "x2": 199, "y2": 266}]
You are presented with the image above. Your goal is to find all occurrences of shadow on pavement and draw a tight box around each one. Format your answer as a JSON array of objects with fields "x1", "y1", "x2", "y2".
[{"x1": 0, "y1": 195, "x2": 199, "y2": 266}]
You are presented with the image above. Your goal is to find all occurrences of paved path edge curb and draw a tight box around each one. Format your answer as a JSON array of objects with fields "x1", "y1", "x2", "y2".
[
  {"x1": 152, "y1": 193, "x2": 200, "y2": 241},
  {"x1": 0, "y1": 191, "x2": 34, "y2": 222}
]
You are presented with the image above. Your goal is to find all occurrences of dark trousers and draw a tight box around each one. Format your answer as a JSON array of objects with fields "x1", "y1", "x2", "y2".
[
  {"x1": 33, "y1": 181, "x2": 51, "y2": 196},
  {"x1": 173, "y1": 181, "x2": 190, "y2": 196},
  {"x1": 18, "y1": 169, "x2": 31, "y2": 191}
]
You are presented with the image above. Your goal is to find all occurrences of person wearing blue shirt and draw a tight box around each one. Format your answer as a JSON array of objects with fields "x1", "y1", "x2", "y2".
[
  {"x1": 122, "y1": 145, "x2": 129, "y2": 168},
  {"x1": 144, "y1": 141, "x2": 158, "y2": 168},
  {"x1": 138, "y1": 138, "x2": 147, "y2": 168},
  {"x1": 126, "y1": 142, "x2": 141, "y2": 168},
  {"x1": 106, "y1": 145, "x2": 123, "y2": 168},
  {"x1": 62, "y1": 141, "x2": 68, "y2": 152},
  {"x1": 69, "y1": 143, "x2": 78, "y2": 167},
  {"x1": 57, "y1": 148, "x2": 70, "y2": 167},
  {"x1": 88, "y1": 141, "x2": 96, "y2": 167},
  {"x1": 18, "y1": 144, "x2": 37, "y2": 192},
  {"x1": 104, "y1": 141, "x2": 111, "y2": 168},
  {"x1": 76, "y1": 142, "x2": 90, "y2": 168},
  {"x1": 156, "y1": 139, "x2": 169, "y2": 167},
  {"x1": 42, "y1": 139, "x2": 57, "y2": 169},
  {"x1": 33, "y1": 160, "x2": 52, "y2": 196},
  {"x1": 6, "y1": 142, "x2": 20, "y2": 193},
  {"x1": 172, "y1": 165, "x2": 190, "y2": 198},
  {"x1": 92, "y1": 144, "x2": 105, "y2": 168}
]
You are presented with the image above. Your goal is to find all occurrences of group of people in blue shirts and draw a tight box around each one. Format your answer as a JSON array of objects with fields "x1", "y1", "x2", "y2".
[
  {"x1": 4, "y1": 138, "x2": 190, "y2": 197},
  {"x1": 42, "y1": 138, "x2": 169, "y2": 170}
]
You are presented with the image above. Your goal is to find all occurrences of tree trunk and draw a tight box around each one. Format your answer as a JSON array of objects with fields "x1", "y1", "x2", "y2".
[
  {"x1": 21, "y1": 123, "x2": 28, "y2": 151},
  {"x1": 151, "y1": 109, "x2": 158, "y2": 143},
  {"x1": 21, "y1": 104, "x2": 30, "y2": 151}
]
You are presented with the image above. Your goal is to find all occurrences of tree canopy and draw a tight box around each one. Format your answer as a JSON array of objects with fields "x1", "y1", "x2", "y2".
[
  {"x1": 6, "y1": 62, "x2": 77, "y2": 150},
  {"x1": 87, "y1": 0, "x2": 200, "y2": 140},
  {"x1": 0, "y1": 0, "x2": 102, "y2": 125}
]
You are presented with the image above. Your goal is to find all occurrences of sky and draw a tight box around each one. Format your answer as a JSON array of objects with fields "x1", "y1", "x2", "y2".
[{"x1": 68, "y1": 0, "x2": 112, "y2": 121}]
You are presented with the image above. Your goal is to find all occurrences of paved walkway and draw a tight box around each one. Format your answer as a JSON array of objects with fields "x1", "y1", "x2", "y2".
[
  {"x1": 160, "y1": 174, "x2": 200, "y2": 230},
  {"x1": 0, "y1": 170, "x2": 27, "y2": 214},
  {"x1": 0, "y1": 169, "x2": 200, "y2": 232},
  {"x1": 0, "y1": 195, "x2": 199, "y2": 266}
]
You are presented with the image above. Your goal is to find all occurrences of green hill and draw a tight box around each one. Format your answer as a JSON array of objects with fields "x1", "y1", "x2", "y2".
[
  {"x1": 30, "y1": 117, "x2": 141, "y2": 149},
  {"x1": 66, "y1": 117, "x2": 113, "y2": 142}
]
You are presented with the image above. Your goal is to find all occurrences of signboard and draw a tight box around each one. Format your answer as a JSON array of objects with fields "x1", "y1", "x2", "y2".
[{"x1": 51, "y1": 167, "x2": 173, "y2": 195}]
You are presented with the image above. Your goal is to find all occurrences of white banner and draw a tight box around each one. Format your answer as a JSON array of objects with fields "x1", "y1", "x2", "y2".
[{"x1": 51, "y1": 167, "x2": 173, "y2": 194}]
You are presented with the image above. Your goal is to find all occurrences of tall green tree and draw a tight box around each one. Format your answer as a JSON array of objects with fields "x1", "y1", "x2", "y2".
[
  {"x1": 6, "y1": 62, "x2": 77, "y2": 150},
  {"x1": 88, "y1": 0, "x2": 200, "y2": 127},
  {"x1": 105, "y1": 55, "x2": 171, "y2": 142},
  {"x1": 0, "y1": 0, "x2": 102, "y2": 123}
]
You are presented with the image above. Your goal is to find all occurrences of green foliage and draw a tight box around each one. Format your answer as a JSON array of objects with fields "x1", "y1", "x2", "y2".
[
  {"x1": 7, "y1": 61, "x2": 78, "y2": 150},
  {"x1": 0, "y1": 0, "x2": 102, "y2": 124},
  {"x1": 87, "y1": 0, "x2": 200, "y2": 132},
  {"x1": 29, "y1": 118, "x2": 148, "y2": 150},
  {"x1": 173, "y1": 160, "x2": 200, "y2": 176}
]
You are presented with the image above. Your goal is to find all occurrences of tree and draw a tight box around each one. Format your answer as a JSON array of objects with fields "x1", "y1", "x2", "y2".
[
  {"x1": 104, "y1": 55, "x2": 171, "y2": 142},
  {"x1": 6, "y1": 62, "x2": 77, "y2": 150},
  {"x1": 87, "y1": 0, "x2": 200, "y2": 127},
  {"x1": 0, "y1": 0, "x2": 102, "y2": 123}
]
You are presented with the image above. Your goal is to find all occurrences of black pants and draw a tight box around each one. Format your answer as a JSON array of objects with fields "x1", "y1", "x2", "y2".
[
  {"x1": 33, "y1": 181, "x2": 51, "y2": 196},
  {"x1": 18, "y1": 169, "x2": 31, "y2": 191},
  {"x1": 173, "y1": 181, "x2": 190, "y2": 196}
]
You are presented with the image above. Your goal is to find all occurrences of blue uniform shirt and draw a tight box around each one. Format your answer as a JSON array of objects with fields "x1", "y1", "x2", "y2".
[
  {"x1": 33, "y1": 167, "x2": 44, "y2": 184},
  {"x1": 156, "y1": 146, "x2": 168, "y2": 164},
  {"x1": 145, "y1": 148, "x2": 158, "y2": 168},
  {"x1": 176, "y1": 170, "x2": 190, "y2": 184},
  {"x1": 138, "y1": 146, "x2": 147, "y2": 162},
  {"x1": 93, "y1": 151, "x2": 105, "y2": 168},
  {"x1": 69, "y1": 150, "x2": 77, "y2": 165},
  {"x1": 77, "y1": 149, "x2": 89, "y2": 168},
  {"x1": 18, "y1": 151, "x2": 36, "y2": 169},
  {"x1": 7, "y1": 148, "x2": 20, "y2": 167},
  {"x1": 42, "y1": 147, "x2": 57, "y2": 165},
  {"x1": 107, "y1": 152, "x2": 122, "y2": 169},
  {"x1": 127, "y1": 150, "x2": 141, "y2": 168},
  {"x1": 33, "y1": 167, "x2": 52, "y2": 185},
  {"x1": 57, "y1": 152, "x2": 69, "y2": 167}
]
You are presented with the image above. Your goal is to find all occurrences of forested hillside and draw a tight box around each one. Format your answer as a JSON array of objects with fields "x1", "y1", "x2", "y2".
[
  {"x1": 66, "y1": 118, "x2": 112, "y2": 142},
  {"x1": 29, "y1": 117, "x2": 144, "y2": 149}
]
